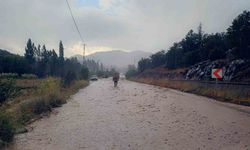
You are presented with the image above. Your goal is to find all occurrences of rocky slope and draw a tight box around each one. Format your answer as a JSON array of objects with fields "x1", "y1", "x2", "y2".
[
  {"x1": 186, "y1": 59, "x2": 250, "y2": 82},
  {"x1": 138, "y1": 59, "x2": 250, "y2": 82}
]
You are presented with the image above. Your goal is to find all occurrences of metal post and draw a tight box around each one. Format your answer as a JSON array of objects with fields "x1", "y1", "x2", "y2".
[{"x1": 83, "y1": 43, "x2": 86, "y2": 64}]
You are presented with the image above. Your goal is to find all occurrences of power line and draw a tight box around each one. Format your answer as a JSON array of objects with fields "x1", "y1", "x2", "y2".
[
  {"x1": 65, "y1": 0, "x2": 84, "y2": 43},
  {"x1": 65, "y1": 0, "x2": 86, "y2": 61}
]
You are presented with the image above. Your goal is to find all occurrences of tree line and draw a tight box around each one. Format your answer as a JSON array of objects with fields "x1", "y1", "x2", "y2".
[
  {"x1": 137, "y1": 11, "x2": 250, "y2": 73},
  {"x1": 0, "y1": 39, "x2": 89, "y2": 81}
]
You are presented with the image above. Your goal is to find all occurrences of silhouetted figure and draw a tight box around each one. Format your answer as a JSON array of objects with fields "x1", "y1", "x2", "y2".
[{"x1": 113, "y1": 73, "x2": 120, "y2": 87}]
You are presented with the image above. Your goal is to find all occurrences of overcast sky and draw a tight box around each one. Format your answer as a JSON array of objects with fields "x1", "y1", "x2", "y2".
[{"x1": 0, "y1": 0, "x2": 250, "y2": 57}]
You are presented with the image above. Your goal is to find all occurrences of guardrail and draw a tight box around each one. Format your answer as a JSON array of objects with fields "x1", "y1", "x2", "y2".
[{"x1": 163, "y1": 79, "x2": 250, "y2": 86}]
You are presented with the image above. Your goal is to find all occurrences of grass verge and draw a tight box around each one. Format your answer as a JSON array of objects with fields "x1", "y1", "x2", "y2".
[
  {"x1": 132, "y1": 77, "x2": 250, "y2": 106},
  {"x1": 0, "y1": 78, "x2": 88, "y2": 148}
]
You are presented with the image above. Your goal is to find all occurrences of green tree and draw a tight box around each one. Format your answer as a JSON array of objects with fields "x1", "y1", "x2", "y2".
[
  {"x1": 24, "y1": 39, "x2": 35, "y2": 63},
  {"x1": 35, "y1": 44, "x2": 41, "y2": 61},
  {"x1": 203, "y1": 33, "x2": 227, "y2": 60},
  {"x1": 165, "y1": 43, "x2": 184, "y2": 69},
  {"x1": 59, "y1": 41, "x2": 64, "y2": 61},
  {"x1": 63, "y1": 70, "x2": 77, "y2": 86},
  {"x1": 40, "y1": 45, "x2": 49, "y2": 77},
  {"x1": 150, "y1": 50, "x2": 166, "y2": 68},
  {"x1": 49, "y1": 50, "x2": 59, "y2": 76},
  {"x1": 126, "y1": 65, "x2": 138, "y2": 78},
  {"x1": 227, "y1": 11, "x2": 250, "y2": 59},
  {"x1": 80, "y1": 66, "x2": 89, "y2": 80},
  {"x1": 138, "y1": 58, "x2": 152, "y2": 72}
]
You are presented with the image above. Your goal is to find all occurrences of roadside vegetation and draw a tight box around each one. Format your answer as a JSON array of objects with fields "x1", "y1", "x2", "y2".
[
  {"x1": 126, "y1": 11, "x2": 250, "y2": 106},
  {"x1": 83, "y1": 59, "x2": 116, "y2": 78},
  {"x1": 0, "y1": 37, "x2": 116, "y2": 147},
  {"x1": 0, "y1": 39, "x2": 91, "y2": 147},
  {"x1": 125, "y1": 65, "x2": 138, "y2": 79},
  {"x1": 133, "y1": 78, "x2": 250, "y2": 106},
  {"x1": 0, "y1": 77, "x2": 88, "y2": 147}
]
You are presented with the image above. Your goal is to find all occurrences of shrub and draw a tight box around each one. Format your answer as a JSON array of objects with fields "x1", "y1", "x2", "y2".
[
  {"x1": 80, "y1": 67, "x2": 89, "y2": 80},
  {"x1": 63, "y1": 71, "x2": 77, "y2": 86},
  {"x1": 19, "y1": 100, "x2": 37, "y2": 124},
  {"x1": 0, "y1": 113, "x2": 14, "y2": 144},
  {"x1": 32, "y1": 98, "x2": 51, "y2": 114},
  {"x1": 18, "y1": 93, "x2": 65, "y2": 124},
  {"x1": 0, "y1": 79, "x2": 16, "y2": 103},
  {"x1": 47, "y1": 94, "x2": 66, "y2": 108},
  {"x1": 20, "y1": 97, "x2": 50, "y2": 115},
  {"x1": 37, "y1": 77, "x2": 60, "y2": 95}
]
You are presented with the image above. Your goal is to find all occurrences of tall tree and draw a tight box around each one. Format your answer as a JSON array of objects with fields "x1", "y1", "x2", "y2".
[
  {"x1": 197, "y1": 23, "x2": 203, "y2": 44},
  {"x1": 138, "y1": 58, "x2": 152, "y2": 72},
  {"x1": 227, "y1": 11, "x2": 250, "y2": 59},
  {"x1": 58, "y1": 41, "x2": 65, "y2": 77},
  {"x1": 41, "y1": 45, "x2": 48, "y2": 61},
  {"x1": 59, "y1": 41, "x2": 64, "y2": 61},
  {"x1": 36, "y1": 44, "x2": 41, "y2": 61},
  {"x1": 50, "y1": 49, "x2": 59, "y2": 76},
  {"x1": 150, "y1": 50, "x2": 166, "y2": 68},
  {"x1": 24, "y1": 39, "x2": 35, "y2": 63}
]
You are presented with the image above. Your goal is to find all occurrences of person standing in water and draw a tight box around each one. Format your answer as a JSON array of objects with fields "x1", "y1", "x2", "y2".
[{"x1": 113, "y1": 72, "x2": 120, "y2": 87}]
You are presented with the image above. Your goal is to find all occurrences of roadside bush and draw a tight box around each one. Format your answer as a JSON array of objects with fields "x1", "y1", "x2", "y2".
[
  {"x1": 80, "y1": 66, "x2": 89, "y2": 80},
  {"x1": 18, "y1": 93, "x2": 66, "y2": 124},
  {"x1": 0, "y1": 77, "x2": 89, "y2": 147},
  {"x1": 0, "y1": 113, "x2": 14, "y2": 145},
  {"x1": 48, "y1": 94, "x2": 66, "y2": 108},
  {"x1": 126, "y1": 65, "x2": 138, "y2": 79},
  {"x1": 0, "y1": 79, "x2": 16, "y2": 103},
  {"x1": 37, "y1": 77, "x2": 60, "y2": 95},
  {"x1": 32, "y1": 98, "x2": 51, "y2": 114},
  {"x1": 19, "y1": 99, "x2": 38, "y2": 124},
  {"x1": 63, "y1": 71, "x2": 77, "y2": 86}
]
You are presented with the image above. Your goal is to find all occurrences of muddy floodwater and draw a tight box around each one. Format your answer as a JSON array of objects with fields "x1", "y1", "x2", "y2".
[{"x1": 8, "y1": 78, "x2": 250, "y2": 150}]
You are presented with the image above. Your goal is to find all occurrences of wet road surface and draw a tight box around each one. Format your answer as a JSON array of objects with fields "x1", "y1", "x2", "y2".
[{"x1": 9, "y1": 79, "x2": 250, "y2": 150}]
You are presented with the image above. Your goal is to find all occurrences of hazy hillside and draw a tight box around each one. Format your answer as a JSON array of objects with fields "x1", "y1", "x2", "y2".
[
  {"x1": 0, "y1": 49, "x2": 16, "y2": 57},
  {"x1": 73, "y1": 50, "x2": 151, "y2": 72}
]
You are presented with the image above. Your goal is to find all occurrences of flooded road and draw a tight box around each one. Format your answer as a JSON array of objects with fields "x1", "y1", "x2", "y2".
[{"x1": 9, "y1": 79, "x2": 250, "y2": 150}]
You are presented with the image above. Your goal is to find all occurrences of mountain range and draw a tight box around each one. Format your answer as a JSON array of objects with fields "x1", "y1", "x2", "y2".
[{"x1": 72, "y1": 50, "x2": 151, "y2": 72}]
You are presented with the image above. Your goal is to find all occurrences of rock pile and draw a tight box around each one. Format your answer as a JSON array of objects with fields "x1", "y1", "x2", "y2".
[{"x1": 185, "y1": 59, "x2": 250, "y2": 81}]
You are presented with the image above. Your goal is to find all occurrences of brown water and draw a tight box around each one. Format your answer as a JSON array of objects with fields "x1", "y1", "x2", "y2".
[{"x1": 8, "y1": 78, "x2": 250, "y2": 150}]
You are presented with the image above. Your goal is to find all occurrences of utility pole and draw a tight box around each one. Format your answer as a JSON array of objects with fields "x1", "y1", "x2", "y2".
[{"x1": 83, "y1": 43, "x2": 86, "y2": 64}]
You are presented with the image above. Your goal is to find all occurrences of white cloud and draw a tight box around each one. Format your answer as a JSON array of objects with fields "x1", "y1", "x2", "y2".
[
  {"x1": 99, "y1": 0, "x2": 125, "y2": 10},
  {"x1": 66, "y1": 42, "x2": 113, "y2": 56}
]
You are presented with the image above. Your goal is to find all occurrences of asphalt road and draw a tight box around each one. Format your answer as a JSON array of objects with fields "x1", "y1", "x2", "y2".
[{"x1": 9, "y1": 78, "x2": 250, "y2": 150}]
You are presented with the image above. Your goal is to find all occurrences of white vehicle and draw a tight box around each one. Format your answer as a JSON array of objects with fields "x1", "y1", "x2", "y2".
[{"x1": 90, "y1": 75, "x2": 98, "y2": 81}]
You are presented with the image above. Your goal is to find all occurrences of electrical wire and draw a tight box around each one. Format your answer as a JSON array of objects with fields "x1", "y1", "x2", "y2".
[{"x1": 65, "y1": 0, "x2": 84, "y2": 43}]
